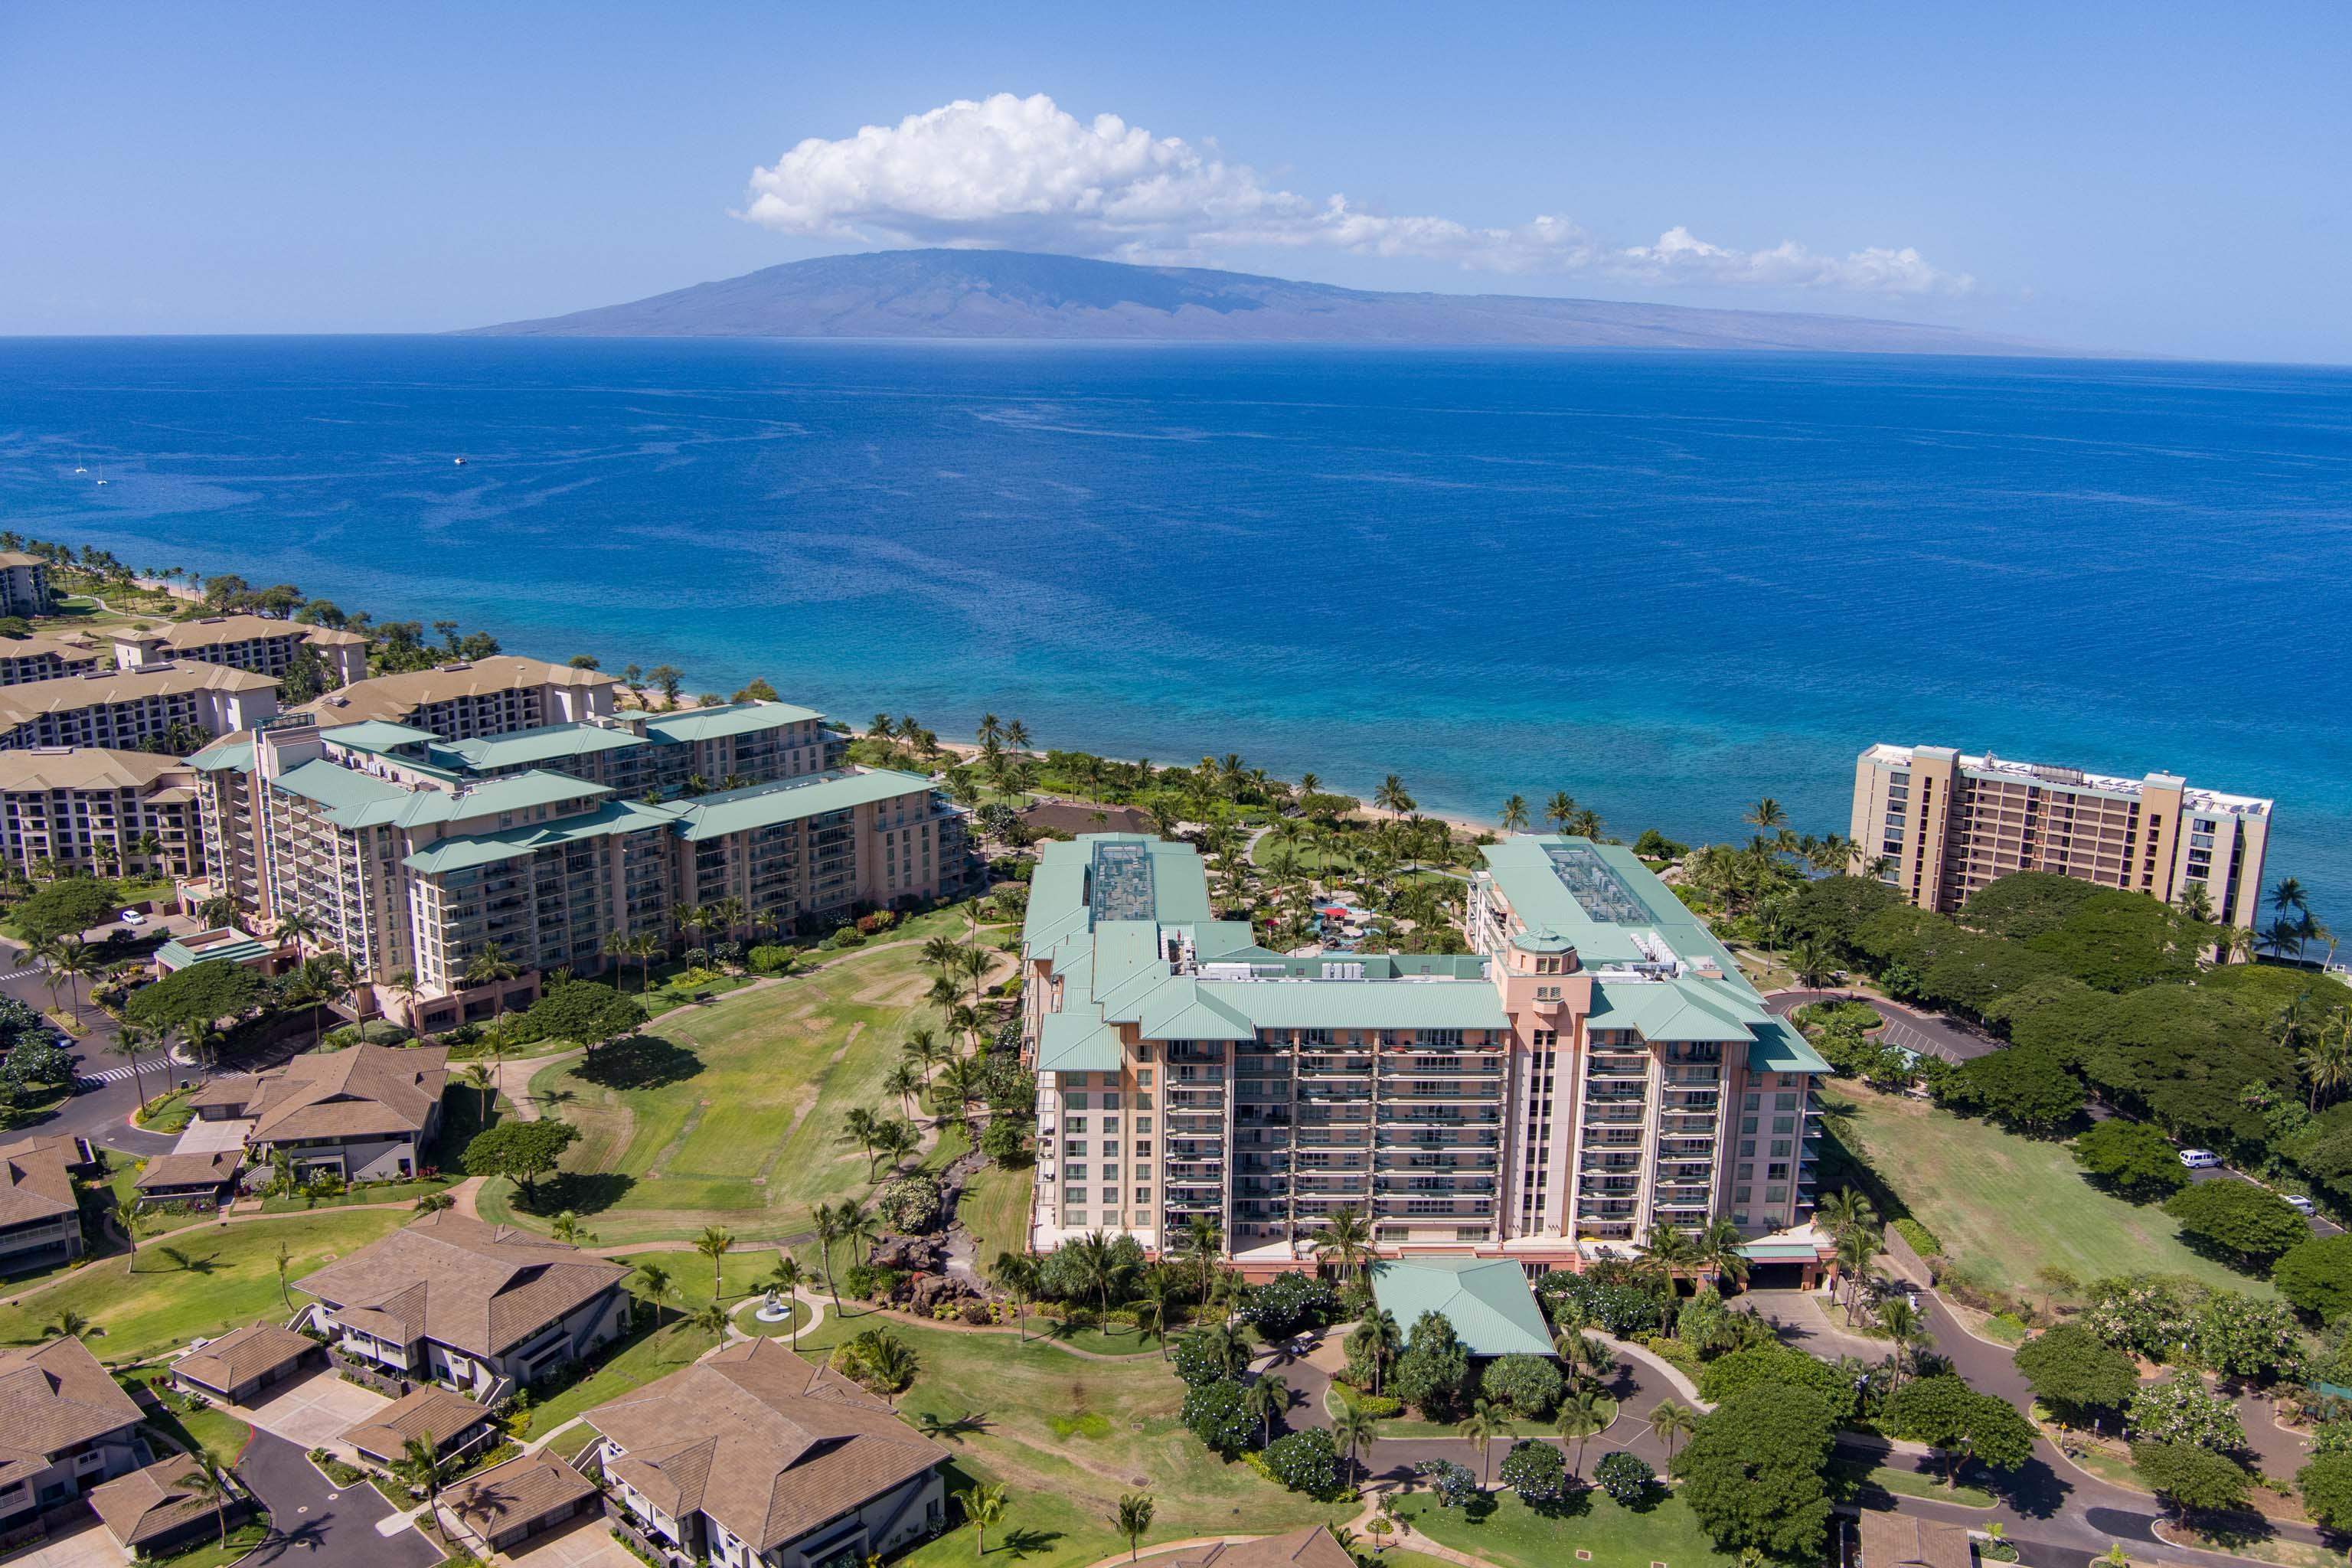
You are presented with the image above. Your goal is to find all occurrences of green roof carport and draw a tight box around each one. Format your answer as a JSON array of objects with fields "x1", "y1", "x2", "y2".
[{"x1": 1369, "y1": 1257, "x2": 1554, "y2": 1358}]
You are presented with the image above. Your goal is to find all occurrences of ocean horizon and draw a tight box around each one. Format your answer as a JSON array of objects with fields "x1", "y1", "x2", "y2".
[{"x1": 4, "y1": 335, "x2": 2348, "y2": 923}]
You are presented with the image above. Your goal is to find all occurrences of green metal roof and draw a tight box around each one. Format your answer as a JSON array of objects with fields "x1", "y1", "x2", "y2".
[
  {"x1": 155, "y1": 929, "x2": 272, "y2": 971},
  {"x1": 272, "y1": 762, "x2": 611, "y2": 830},
  {"x1": 322, "y1": 720, "x2": 438, "y2": 753},
  {"x1": 1746, "y1": 1016, "x2": 1832, "y2": 1075},
  {"x1": 1369, "y1": 1258, "x2": 1555, "y2": 1358},
  {"x1": 428, "y1": 722, "x2": 646, "y2": 772},
  {"x1": 666, "y1": 768, "x2": 934, "y2": 841},
  {"x1": 189, "y1": 739, "x2": 254, "y2": 774},
  {"x1": 1037, "y1": 1012, "x2": 1123, "y2": 1073},
  {"x1": 1195, "y1": 979, "x2": 1507, "y2": 1032},
  {"x1": 1587, "y1": 976, "x2": 1762, "y2": 1044},
  {"x1": 642, "y1": 700, "x2": 823, "y2": 744},
  {"x1": 402, "y1": 798, "x2": 680, "y2": 874}
]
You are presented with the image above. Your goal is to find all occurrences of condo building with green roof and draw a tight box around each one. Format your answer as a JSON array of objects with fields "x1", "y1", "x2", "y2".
[
  {"x1": 1020, "y1": 832, "x2": 1826, "y2": 1279},
  {"x1": 190, "y1": 696, "x2": 972, "y2": 1031}
]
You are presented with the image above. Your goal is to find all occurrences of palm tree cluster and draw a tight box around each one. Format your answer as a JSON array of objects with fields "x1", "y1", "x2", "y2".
[{"x1": 1818, "y1": 1187, "x2": 1886, "y2": 1324}]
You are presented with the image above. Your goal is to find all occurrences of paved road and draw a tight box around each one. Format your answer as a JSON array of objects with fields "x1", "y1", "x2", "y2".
[
  {"x1": 1764, "y1": 988, "x2": 2001, "y2": 1063},
  {"x1": 235, "y1": 1431, "x2": 438, "y2": 1568}
]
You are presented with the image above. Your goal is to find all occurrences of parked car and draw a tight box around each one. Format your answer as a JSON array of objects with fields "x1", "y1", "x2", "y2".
[
  {"x1": 2179, "y1": 1148, "x2": 2221, "y2": 1169},
  {"x1": 117, "y1": 910, "x2": 145, "y2": 926},
  {"x1": 2285, "y1": 1194, "x2": 2317, "y2": 1215}
]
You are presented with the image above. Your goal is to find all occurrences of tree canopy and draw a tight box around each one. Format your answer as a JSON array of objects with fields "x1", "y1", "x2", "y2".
[
  {"x1": 2013, "y1": 1324, "x2": 2138, "y2": 1422},
  {"x1": 512, "y1": 983, "x2": 648, "y2": 1051},
  {"x1": 1937, "y1": 1047, "x2": 2085, "y2": 1133},
  {"x1": 2071, "y1": 1119, "x2": 2192, "y2": 1201},
  {"x1": 460, "y1": 1121, "x2": 578, "y2": 1204},
  {"x1": 124, "y1": 962, "x2": 266, "y2": 1039},
  {"x1": 2274, "y1": 1234, "x2": 2352, "y2": 1322},
  {"x1": 1677, "y1": 1384, "x2": 1838, "y2": 1560},
  {"x1": 2132, "y1": 1441, "x2": 2250, "y2": 1515},
  {"x1": 2162, "y1": 1180, "x2": 2311, "y2": 1270},
  {"x1": 15, "y1": 878, "x2": 122, "y2": 945},
  {"x1": 1883, "y1": 1374, "x2": 2037, "y2": 1485}
]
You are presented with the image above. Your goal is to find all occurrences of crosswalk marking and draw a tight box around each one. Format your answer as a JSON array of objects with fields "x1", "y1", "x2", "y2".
[
  {"x1": 75, "y1": 1064, "x2": 143, "y2": 1086},
  {"x1": 0, "y1": 968, "x2": 44, "y2": 982}
]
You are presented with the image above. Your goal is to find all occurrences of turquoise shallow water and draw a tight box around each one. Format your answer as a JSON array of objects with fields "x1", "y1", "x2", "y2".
[{"x1": 2, "y1": 336, "x2": 2347, "y2": 914}]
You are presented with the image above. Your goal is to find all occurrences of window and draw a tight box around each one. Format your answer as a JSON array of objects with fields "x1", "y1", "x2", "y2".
[{"x1": 1769, "y1": 1139, "x2": 1792, "y2": 1158}]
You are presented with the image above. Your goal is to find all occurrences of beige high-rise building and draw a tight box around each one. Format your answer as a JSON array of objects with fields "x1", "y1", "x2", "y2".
[{"x1": 1850, "y1": 743, "x2": 2273, "y2": 929}]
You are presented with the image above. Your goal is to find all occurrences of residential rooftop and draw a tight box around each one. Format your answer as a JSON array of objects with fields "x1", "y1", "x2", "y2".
[
  {"x1": 0, "y1": 661, "x2": 276, "y2": 724},
  {"x1": 1860, "y1": 741, "x2": 2273, "y2": 816},
  {"x1": 0, "y1": 746, "x2": 189, "y2": 792},
  {"x1": 299, "y1": 655, "x2": 617, "y2": 725},
  {"x1": 296, "y1": 1212, "x2": 628, "y2": 1358}
]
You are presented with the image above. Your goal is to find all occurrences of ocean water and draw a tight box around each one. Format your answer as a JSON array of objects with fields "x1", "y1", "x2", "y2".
[{"x1": 2, "y1": 336, "x2": 2348, "y2": 916}]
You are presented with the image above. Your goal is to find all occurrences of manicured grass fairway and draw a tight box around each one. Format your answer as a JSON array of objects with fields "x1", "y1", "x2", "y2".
[
  {"x1": 1826, "y1": 1081, "x2": 2269, "y2": 1297},
  {"x1": 0, "y1": 1210, "x2": 405, "y2": 1361},
  {"x1": 957, "y1": 1161, "x2": 1034, "y2": 1268},
  {"x1": 790, "y1": 1310, "x2": 1336, "y2": 1568},
  {"x1": 485, "y1": 907, "x2": 1004, "y2": 1244},
  {"x1": 1395, "y1": 1488, "x2": 1736, "y2": 1568}
]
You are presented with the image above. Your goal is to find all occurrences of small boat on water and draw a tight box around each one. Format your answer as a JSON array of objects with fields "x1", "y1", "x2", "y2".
[{"x1": 453, "y1": 456, "x2": 468, "y2": 466}]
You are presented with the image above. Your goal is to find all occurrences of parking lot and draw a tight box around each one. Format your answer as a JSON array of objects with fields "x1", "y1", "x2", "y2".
[{"x1": 226, "y1": 1369, "x2": 392, "y2": 1452}]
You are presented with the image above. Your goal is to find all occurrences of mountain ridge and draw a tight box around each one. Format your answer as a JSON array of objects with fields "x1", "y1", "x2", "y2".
[{"x1": 461, "y1": 249, "x2": 2065, "y2": 355}]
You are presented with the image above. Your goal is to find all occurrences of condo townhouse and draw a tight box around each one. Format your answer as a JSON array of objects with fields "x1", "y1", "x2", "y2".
[
  {"x1": 1019, "y1": 833, "x2": 1828, "y2": 1277},
  {"x1": 0, "y1": 661, "x2": 278, "y2": 752},
  {"x1": 186, "y1": 665, "x2": 974, "y2": 1028},
  {"x1": 0, "y1": 1136, "x2": 97, "y2": 1277},
  {"x1": 293, "y1": 1211, "x2": 631, "y2": 1400},
  {"x1": 0, "y1": 746, "x2": 201, "y2": 881},
  {"x1": 586, "y1": 1338, "x2": 949, "y2": 1568},
  {"x1": 0, "y1": 1336, "x2": 150, "y2": 1544},
  {"x1": 182, "y1": 1040, "x2": 449, "y2": 1185}
]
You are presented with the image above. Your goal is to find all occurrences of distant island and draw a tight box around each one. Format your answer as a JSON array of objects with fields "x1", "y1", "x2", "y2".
[{"x1": 462, "y1": 247, "x2": 2061, "y2": 354}]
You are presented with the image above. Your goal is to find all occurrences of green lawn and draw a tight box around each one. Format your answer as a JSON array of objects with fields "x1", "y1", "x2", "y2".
[
  {"x1": 958, "y1": 1162, "x2": 1034, "y2": 1269},
  {"x1": 0, "y1": 1209, "x2": 406, "y2": 1362},
  {"x1": 1394, "y1": 1487, "x2": 1736, "y2": 1568},
  {"x1": 477, "y1": 909, "x2": 1005, "y2": 1245},
  {"x1": 133, "y1": 1086, "x2": 198, "y2": 1134},
  {"x1": 121, "y1": 1365, "x2": 254, "y2": 1461},
  {"x1": 790, "y1": 1308, "x2": 1336, "y2": 1568},
  {"x1": 515, "y1": 1316, "x2": 726, "y2": 1439},
  {"x1": 1823, "y1": 1081, "x2": 2273, "y2": 1298},
  {"x1": 259, "y1": 1177, "x2": 450, "y2": 1214}
]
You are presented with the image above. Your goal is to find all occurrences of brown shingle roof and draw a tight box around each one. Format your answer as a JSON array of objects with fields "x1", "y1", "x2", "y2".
[
  {"x1": 135, "y1": 1150, "x2": 242, "y2": 1193},
  {"x1": 443, "y1": 1451, "x2": 596, "y2": 1534},
  {"x1": 295, "y1": 1211, "x2": 627, "y2": 1358},
  {"x1": 0, "y1": 662, "x2": 276, "y2": 725},
  {"x1": 342, "y1": 1385, "x2": 492, "y2": 1460},
  {"x1": 1169, "y1": 1529, "x2": 1357, "y2": 1568},
  {"x1": 300, "y1": 656, "x2": 617, "y2": 726},
  {"x1": 201, "y1": 1043, "x2": 449, "y2": 1144},
  {"x1": 590, "y1": 1339, "x2": 946, "y2": 1553},
  {"x1": 0, "y1": 1338, "x2": 145, "y2": 1486},
  {"x1": 1019, "y1": 802, "x2": 1155, "y2": 837},
  {"x1": 1857, "y1": 1511, "x2": 1975, "y2": 1568},
  {"x1": 136, "y1": 614, "x2": 364, "y2": 650},
  {"x1": 0, "y1": 1136, "x2": 81, "y2": 1227},
  {"x1": 88, "y1": 1455, "x2": 237, "y2": 1550},
  {"x1": 173, "y1": 1323, "x2": 315, "y2": 1395}
]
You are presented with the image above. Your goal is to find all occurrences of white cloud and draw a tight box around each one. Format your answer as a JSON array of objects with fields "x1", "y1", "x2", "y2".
[{"x1": 742, "y1": 93, "x2": 1976, "y2": 298}]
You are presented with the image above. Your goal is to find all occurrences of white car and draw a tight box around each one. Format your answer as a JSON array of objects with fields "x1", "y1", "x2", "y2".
[
  {"x1": 116, "y1": 910, "x2": 145, "y2": 926},
  {"x1": 2178, "y1": 1148, "x2": 2221, "y2": 1169},
  {"x1": 2285, "y1": 1194, "x2": 2318, "y2": 1216}
]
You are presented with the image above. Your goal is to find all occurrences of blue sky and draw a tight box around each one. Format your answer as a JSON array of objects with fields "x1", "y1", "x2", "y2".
[{"x1": 4, "y1": 1, "x2": 2347, "y2": 360}]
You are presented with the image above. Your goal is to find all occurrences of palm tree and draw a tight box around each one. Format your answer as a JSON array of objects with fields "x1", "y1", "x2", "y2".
[
  {"x1": 1350, "y1": 1308, "x2": 1403, "y2": 1396},
  {"x1": 691, "y1": 1300, "x2": 730, "y2": 1346},
  {"x1": 813, "y1": 1204, "x2": 845, "y2": 1310},
  {"x1": 629, "y1": 931, "x2": 662, "y2": 994},
  {"x1": 1136, "y1": 1267, "x2": 1178, "y2": 1358},
  {"x1": 1373, "y1": 775, "x2": 1415, "y2": 818},
  {"x1": 1069, "y1": 1229, "x2": 1131, "y2": 1334},
  {"x1": 694, "y1": 1225, "x2": 734, "y2": 1304},
  {"x1": 874, "y1": 1118, "x2": 919, "y2": 1173},
  {"x1": 1313, "y1": 1206, "x2": 1374, "y2": 1280},
  {"x1": 991, "y1": 1251, "x2": 1040, "y2": 1343},
  {"x1": 2273, "y1": 877, "x2": 2311, "y2": 924},
  {"x1": 1500, "y1": 795, "x2": 1530, "y2": 833},
  {"x1": 176, "y1": 1450, "x2": 236, "y2": 1548},
  {"x1": 1544, "y1": 791, "x2": 1577, "y2": 833},
  {"x1": 1788, "y1": 938, "x2": 1840, "y2": 992},
  {"x1": 271, "y1": 910, "x2": 320, "y2": 955},
  {"x1": 274, "y1": 1240, "x2": 295, "y2": 1312},
  {"x1": 1818, "y1": 1187, "x2": 1878, "y2": 1243},
  {"x1": 835, "y1": 1198, "x2": 880, "y2": 1263},
  {"x1": 1646, "y1": 1399, "x2": 1697, "y2": 1464},
  {"x1": 1456, "y1": 1397, "x2": 1505, "y2": 1488},
  {"x1": 387, "y1": 969, "x2": 421, "y2": 1034},
  {"x1": 550, "y1": 1210, "x2": 598, "y2": 1246},
  {"x1": 1116, "y1": 1492, "x2": 1155, "y2": 1562},
  {"x1": 1834, "y1": 1226, "x2": 1886, "y2": 1325},
  {"x1": 634, "y1": 1261, "x2": 675, "y2": 1325},
  {"x1": 1553, "y1": 1329, "x2": 1616, "y2": 1395},
  {"x1": 462, "y1": 941, "x2": 521, "y2": 1020},
  {"x1": 766, "y1": 1256, "x2": 808, "y2": 1348},
  {"x1": 884, "y1": 1061, "x2": 923, "y2": 1119},
  {"x1": 1181, "y1": 1214, "x2": 1222, "y2": 1295},
  {"x1": 111, "y1": 1023, "x2": 158, "y2": 1116},
  {"x1": 1746, "y1": 797, "x2": 1788, "y2": 832},
  {"x1": 955, "y1": 1481, "x2": 1008, "y2": 1558},
  {"x1": 841, "y1": 1107, "x2": 884, "y2": 1177},
  {"x1": 1635, "y1": 1225, "x2": 1700, "y2": 1295},
  {"x1": 1697, "y1": 1217, "x2": 1751, "y2": 1292},
  {"x1": 391, "y1": 1436, "x2": 444, "y2": 1536},
  {"x1": 53, "y1": 941, "x2": 96, "y2": 1025},
  {"x1": 459, "y1": 1062, "x2": 495, "y2": 1124},
  {"x1": 43, "y1": 1309, "x2": 99, "y2": 1341},
  {"x1": 1245, "y1": 1374, "x2": 1288, "y2": 1447},
  {"x1": 2302, "y1": 1024, "x2": 2352, "y2": 1112},
  {"x1": 1557, "y1": 1388, "x2": 1610, "y2": 1479},
  {"x1": 1332, "y1": 1399, "x2": 1380, "y2": 1491}
]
